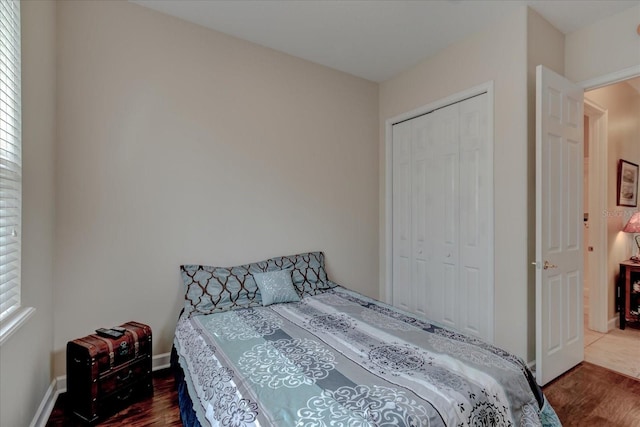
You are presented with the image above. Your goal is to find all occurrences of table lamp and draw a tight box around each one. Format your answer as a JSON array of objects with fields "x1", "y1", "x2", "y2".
[{"x1": 623, "y1": 211, "x2": 640, "y2": 262}]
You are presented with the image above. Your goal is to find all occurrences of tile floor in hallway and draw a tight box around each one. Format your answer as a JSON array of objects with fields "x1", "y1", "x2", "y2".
[{"x1": 584, "y1": 289, "x2": 640, "y2": 379}]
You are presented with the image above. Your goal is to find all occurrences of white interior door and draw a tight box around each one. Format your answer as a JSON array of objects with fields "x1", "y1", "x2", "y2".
[{"x1": 535, "y1": 65, "x2": 584, "y2": 386}]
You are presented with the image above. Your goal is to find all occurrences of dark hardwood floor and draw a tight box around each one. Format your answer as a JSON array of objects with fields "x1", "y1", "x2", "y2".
[
  {"x1": 543, "y1": 362, "x2": 640, "y2": 427},
  {"x1": 46, "y1": 369, "x2": 181, "y2": 426},
  {"x1": 47, "y1": 362, "x2": 640, "y2": 426}
]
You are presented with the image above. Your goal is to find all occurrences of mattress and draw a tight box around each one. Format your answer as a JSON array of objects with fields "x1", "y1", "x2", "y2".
[{"x1": 173, "y1": 286, "x2": 561, "y2": 427}]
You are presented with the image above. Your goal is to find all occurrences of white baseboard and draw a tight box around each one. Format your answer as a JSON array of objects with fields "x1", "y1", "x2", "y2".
[
  {"x1": 55, "y1": 375, "x2": 66, "y2": 395},
  {"x1": 29, "y1": 352, "x2": 171, "y2": 427},
  {"x1": 153, "y1": 351, "x2": 171, "y2": 371},
  {"x1": 28, "y1": 379, "x2": 58, "y2": 427}
]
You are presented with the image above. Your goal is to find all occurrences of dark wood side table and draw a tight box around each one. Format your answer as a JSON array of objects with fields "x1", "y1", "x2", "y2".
[{"x1": 618, "y1": 260, "x2": 640, "y2": 329}]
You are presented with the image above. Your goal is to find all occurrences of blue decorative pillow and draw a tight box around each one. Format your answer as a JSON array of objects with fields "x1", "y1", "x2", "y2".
[{"x1": 253, "y1": 269, "x2": 300, "y2": 306}]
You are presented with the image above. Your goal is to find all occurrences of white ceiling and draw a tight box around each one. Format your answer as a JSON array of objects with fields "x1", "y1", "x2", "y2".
[{"x1": 132, "y1": 0, "x2": 640, "y2": 82}]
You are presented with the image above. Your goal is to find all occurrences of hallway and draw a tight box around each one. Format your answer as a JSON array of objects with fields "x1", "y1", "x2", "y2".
[{"x1": 584, "y1": 289, "x2": 640, "y2": 379}]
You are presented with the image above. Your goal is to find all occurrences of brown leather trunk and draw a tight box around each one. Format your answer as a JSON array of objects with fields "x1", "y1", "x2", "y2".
[{"x1": 66, "y1": 321, "x2": 153, "y2": 423}]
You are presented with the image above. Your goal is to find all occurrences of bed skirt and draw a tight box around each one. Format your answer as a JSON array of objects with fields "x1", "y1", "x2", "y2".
[{"x1": 171, "y1": 345, "x2": 202, "y2": 427}]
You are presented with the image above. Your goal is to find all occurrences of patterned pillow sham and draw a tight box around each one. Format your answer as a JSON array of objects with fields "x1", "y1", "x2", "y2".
[
  {"x1": 253, "y1": 269, "x2": 300, "y2": 306},
  {"x1": 181, "y1": 264, "x2": 261, "y2": 317},
  {"x1": 271, "y1": 251, "x2": 336, "y2": 296},
  {"x1": 181, "y1": 251, "x2": 335, "y2": 317}
]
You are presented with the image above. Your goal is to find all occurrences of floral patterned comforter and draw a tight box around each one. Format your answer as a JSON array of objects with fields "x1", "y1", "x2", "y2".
[{"x1": 174, "y1": 287, "x2": 561, "y2": 427}]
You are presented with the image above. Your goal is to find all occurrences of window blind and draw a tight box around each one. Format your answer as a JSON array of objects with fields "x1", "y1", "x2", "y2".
[{"x1": 0, "y1": 0, "x2": 21, "y2": 323}]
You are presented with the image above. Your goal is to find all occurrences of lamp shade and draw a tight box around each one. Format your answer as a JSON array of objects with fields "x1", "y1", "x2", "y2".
[{"x1": 623, "y1": 212, "x2": 640, "y2": 233}]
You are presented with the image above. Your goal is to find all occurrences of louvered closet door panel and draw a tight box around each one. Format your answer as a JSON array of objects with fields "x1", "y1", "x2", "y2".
[
  {"x1": 458, "y1": 93, "x2": 490, "y2": 338},
  {"x1": 392, "y1": 121, "x2": 413, "y2": 312}
]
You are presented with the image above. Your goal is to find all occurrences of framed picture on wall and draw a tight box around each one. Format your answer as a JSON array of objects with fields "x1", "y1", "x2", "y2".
[{"x1": 618, "y1": 159, "x2": 639, "y2": 207}]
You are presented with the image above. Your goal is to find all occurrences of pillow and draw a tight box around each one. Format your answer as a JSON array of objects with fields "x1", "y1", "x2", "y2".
[
  {"x1": 253, "y1": 269, "x2": 300, "y2": 306},
  {"x1": 269, "y1": 252, "x2": 337, "y2": 296},
  {"x1": 181, "y1": 264, "x2": 262, "y2": 317},
  {"x1": 181, "y1": 251, "x2": 335, "y2": 316}
]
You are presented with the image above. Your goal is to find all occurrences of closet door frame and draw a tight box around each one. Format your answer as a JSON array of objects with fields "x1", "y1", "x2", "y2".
[{"x1": 384, "y1": 81, "x2": 495, "y2": 343}]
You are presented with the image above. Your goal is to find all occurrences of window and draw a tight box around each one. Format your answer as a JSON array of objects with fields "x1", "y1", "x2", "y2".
[{"x1": 0, "y1": 0, "x2": 22, "y2": 324}]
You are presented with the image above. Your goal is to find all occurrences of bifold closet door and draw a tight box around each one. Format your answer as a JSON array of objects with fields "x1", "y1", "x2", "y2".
[
  {"x1": 457, "y1": 94, "x2": 491, "y2": 339},
  {"x1": 392, "y1": 119, "x2": 412, "y2": 314},
  {"x1": 392, "y1": 103, "x2": 459, "y2": 323},
  {"x1": 392, "y1": 93, "x2": 491, "y2": 341}
]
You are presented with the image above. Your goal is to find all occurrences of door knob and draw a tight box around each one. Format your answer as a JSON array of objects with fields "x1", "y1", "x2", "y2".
[{"x1": 543, "y1": 260, "x2": 558, "y2": 270}]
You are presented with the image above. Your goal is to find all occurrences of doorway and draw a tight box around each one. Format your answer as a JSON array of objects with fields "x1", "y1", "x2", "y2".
[
  {"x1": 535, "y1": 67, "x2": 640, "y2": 384},
  {"x1": 582, "y1": 76, "x2": 640, "y2": 379},
  {"x1": 583, "y1": 115, "x2": 590, "y2": 332},
  {"x1": 582, "y1": 99, "x2": 607, "y2": 335}
]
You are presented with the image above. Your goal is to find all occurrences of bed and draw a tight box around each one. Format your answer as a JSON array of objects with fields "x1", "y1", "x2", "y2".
[{"x1": 172, "y1": 252, "x2": 561, "y2": 427}]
